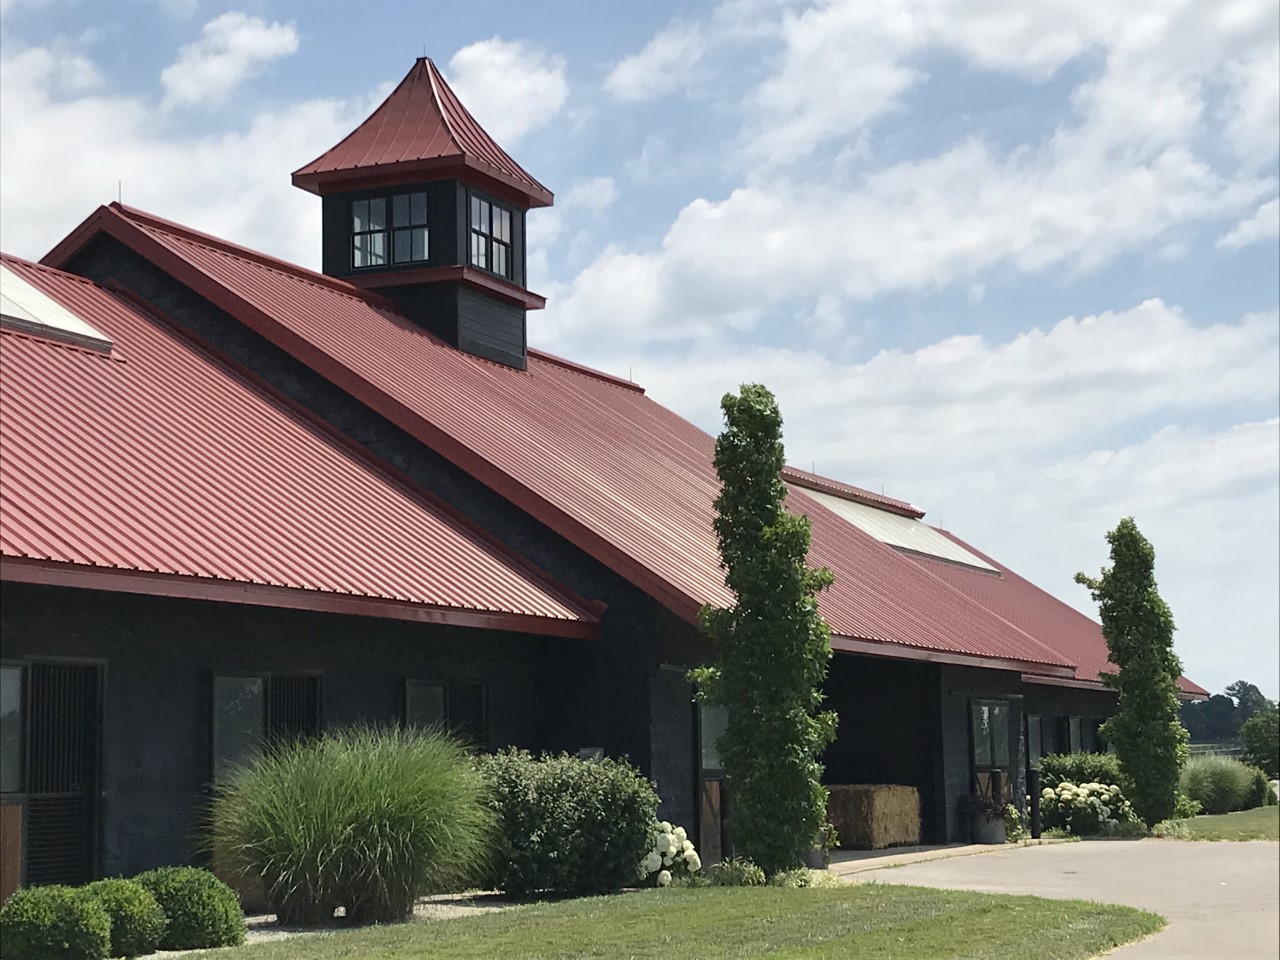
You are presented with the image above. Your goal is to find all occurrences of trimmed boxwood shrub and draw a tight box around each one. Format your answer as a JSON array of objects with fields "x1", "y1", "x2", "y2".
[
  {"x1": 478, "y1": 749, "x2": 659, "y2": 896},
  {"x1": 83, "y1": 878, "x2": 167, "y2": 958},
  {"x1": 133, "y1": 867, "x2": 245, "y2": 950},
  {"x1": 1038, "y1": 752, "x2": 1122, "y2": 788},
  {"x1": 210, "y1": 724, "x2": 493, "y2": 926},
  {"x1": 1179, "y1": 755, "x2": 1268, "y2": 815},
  {"x1": 0, "y1": 884, "x2": 111, "y2": 960}
]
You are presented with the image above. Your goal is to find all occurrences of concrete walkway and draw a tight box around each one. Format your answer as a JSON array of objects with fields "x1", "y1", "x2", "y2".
[{"x1": 853, "y1": 839, "x2": 1279, "y2": 959}]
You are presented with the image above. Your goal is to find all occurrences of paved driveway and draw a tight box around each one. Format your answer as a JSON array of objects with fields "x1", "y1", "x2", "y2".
[{"x1": 857, "y1": 839, "x2": 1279, "y2": 959}]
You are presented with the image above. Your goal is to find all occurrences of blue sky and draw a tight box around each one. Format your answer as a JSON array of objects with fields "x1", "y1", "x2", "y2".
[{"x1": 2, "y1": 0, "x2": 1277, "y2": 697}]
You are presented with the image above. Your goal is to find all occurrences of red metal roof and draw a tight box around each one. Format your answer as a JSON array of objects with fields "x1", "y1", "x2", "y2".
[
  {"x1": 0, "y1": 254, "x2": 598, "y2": 638},
  {"x1": 292, "y1": 58, "x2": 553, "y2": 208},
  {"x1": 906, "y1": 530, "x2": 1209, "y2": 697},
  {"x1": 41, "y1": 204, "x2": 1097, "y2": 678}
]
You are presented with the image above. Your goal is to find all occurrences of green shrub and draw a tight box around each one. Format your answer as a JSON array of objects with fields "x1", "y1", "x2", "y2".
[
  {"x1": 211, "y1": 724, "x2": 492, "y2": 926},
  {"x1": 1239, "y1": 705, "x2": 1279, "y2": 779},
  {"x1": 708, "y1": 858, "x2": 765, "y2": 887},
  {"x1": 0, "y1": 885, "x2": 111, "y2": 960},
  {"x1": 1038, "y1": 752, "x2": 1123, "y2": 789},
  {"x1": 478, "y1": 749, "x2": 658, "y2": 896},
  {"x1": 133, "y1": 867, "x2": 245, "y2": 950},
  {"x1": 1179, "y1": 755, "x2": 1262, "y2": 815},
  {"x1": 1040, "y1": 781, "x2": 1141, "y2": 835},
  {"x1": 767, "y1": 867, "x2": 811, "y2": 888},
  {"x1": 1172, "y1": 792, "x2": 1202, "y2": 819},
  {"x1": 1243, "y1": 764, "x2": 1272, "y2": 810},
  {"x1": 83, "y1": 878, "x2": 167, "y2": 958}
]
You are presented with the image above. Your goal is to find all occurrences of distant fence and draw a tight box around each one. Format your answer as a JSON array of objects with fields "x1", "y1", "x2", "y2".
[{"x1": 1188, "y1": 742, "x2": 1244, "y2": 759}]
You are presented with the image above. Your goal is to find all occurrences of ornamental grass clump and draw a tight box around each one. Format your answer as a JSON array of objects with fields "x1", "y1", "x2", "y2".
[
  {"x1": 1180, "y1": 755, "x2": 1272, "y2": 815},
  {"x1": 210, "y1": 724, "x2": 493, "y2": 926},
  {"x1": 638, "y1": 821, "x2": 701, "y2": 887},
  {"x1": 1040, "y1": 781, "x2": 1141, "y2": 836}
]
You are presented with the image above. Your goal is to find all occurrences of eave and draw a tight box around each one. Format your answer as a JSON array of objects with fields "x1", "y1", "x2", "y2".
[{"x1": 1, "y1": 557, "x2": 599, "y2": 640}]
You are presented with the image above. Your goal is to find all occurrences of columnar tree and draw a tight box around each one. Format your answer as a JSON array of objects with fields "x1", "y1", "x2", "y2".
[
  {"x1": 1075, "y1": 517, "x2": 1188, "y2": 826},
  {"x1": 691, "y1": 383, "x2": 837, "y2": 875}
]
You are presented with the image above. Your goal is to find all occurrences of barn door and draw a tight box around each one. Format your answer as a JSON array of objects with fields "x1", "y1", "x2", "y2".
[{"x1": 25, "y1": 663, "x2": 101, "y2": 886}]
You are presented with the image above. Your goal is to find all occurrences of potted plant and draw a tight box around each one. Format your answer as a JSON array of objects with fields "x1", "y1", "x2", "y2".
[{"x1": 957, "y1": 792, "x2": 1007, "y2": 844}]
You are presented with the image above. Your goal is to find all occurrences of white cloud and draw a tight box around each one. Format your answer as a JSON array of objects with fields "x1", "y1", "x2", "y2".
[
  {"x1": 0, "y1": 44, "x2": 377, "y2": 266},
  {"x1": 1217, "y1": 198, "x2": 1280, "y2": 250},
  {"x1": 604, "y1": 21, "x2": 705, "y2": 102},
  {"x1": 446, "y1": 38, "x2": 567, "y2": 145},
  {"x1": 1223, "y1": 47, "x2": 1280, "y2": 168},
  {"x1": 160, "y1": 12, "x2": 298, "y2": 109},
  {"x1": 545, "y1": 139, "x2": 1268, "y2": 346}
]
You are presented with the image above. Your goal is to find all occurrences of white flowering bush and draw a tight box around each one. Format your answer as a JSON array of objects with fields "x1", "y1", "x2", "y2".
[
  {"x1": 1041, "y1": 781, "x2": 1140, "y2": 836},
  {"x1": 638, "y1": 821, "x2": 701, "y2": 886}
]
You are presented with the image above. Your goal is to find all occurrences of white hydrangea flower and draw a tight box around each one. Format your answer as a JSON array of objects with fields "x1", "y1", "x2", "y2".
[
  {"x1": 662, "y1": 853, "x2": 673, "y2": 866},
  {"x1": 656, "y1": 834, "x2": 673, "y2": 855},
  {"x1": 673, "y1": 826, "x2": 687, "y2": 844},
  {"x1": 681, "y1": 839, "x2": 694, "y2": 855},
  {"x1": 657, "y1": 870, "x2": 672, "y2": 887},
  {"x1": 643, "y1": 851, "x2": 662, "y2": 874},
  {"x1": 686, "y1": 854, "x2": 701, "y2": 873},
  {"x1": 660, "y1": 821, "x2": 673, "y2": 834}
]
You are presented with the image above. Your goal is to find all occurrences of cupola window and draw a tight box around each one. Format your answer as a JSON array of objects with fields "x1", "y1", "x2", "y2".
[
  {"x1": 352, "y1": 191, "x2": 429, "y2": 269},
  {"x1": 469, "y1": 193, "x2": 513, "y2": 279}
]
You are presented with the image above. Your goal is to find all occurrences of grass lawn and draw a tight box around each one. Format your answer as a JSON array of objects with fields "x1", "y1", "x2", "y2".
[
  {"x1": 1156, "y1": 805, "x2": 1280, "y2": 841},
  {"x1": 187, "y1": 884, "x2": 1162, "y2": 960}
]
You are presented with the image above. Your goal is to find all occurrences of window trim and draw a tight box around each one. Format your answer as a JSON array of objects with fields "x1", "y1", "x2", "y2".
[
  {"x1": 0, "y1": 661, "x2": 26, "y2": 796},
  {"x1": 350, "y1": 190, "x2": 430, "y2": 270},
  {"x1": 970, "y1": 698, "x2": 1011, "y2": 772},
  {"x1": 210, "y1": 671, "x2": 322, "y2": 784},
  {"x1": 403, "y1": 678, "x2": 487, "y2": 748},
  {"x1": 467, "y1": 190, "x2": 514, "y2": 281}
]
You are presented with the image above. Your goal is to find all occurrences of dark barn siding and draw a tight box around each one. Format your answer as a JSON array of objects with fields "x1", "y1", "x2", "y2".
[
  {"x1": 1024, "y1": 685, "x2": 1117, "y2": 756},
  {"x1": 63, "y1": 235, "x2": 696, "y2": 818},
  {"x1": 0, "y1": 582, "x2": 582, "y2": 876}
]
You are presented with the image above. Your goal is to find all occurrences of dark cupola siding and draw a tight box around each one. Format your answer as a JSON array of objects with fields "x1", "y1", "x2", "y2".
[{"x1": 292, "y1": 58, "x2": 552, "y2": 369}]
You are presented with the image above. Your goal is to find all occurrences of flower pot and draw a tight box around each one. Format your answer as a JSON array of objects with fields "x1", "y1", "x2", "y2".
[
  {"x1": 973, "y1": 817, "x2": 1006, "y2": 845},
  {"x1": 800, "y1": 846, "x2": 827, "y2": 869}
]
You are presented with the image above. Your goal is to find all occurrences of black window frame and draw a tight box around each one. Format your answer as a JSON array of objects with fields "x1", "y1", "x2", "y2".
[
  {"x1": 1026, "y1": 713, "x2": 1043, "y2": 769},
  {"x1": 210, "y1": 671, "x2": 322, "y2": 785},
  {"x1": 0, "y1": 661, "x2": 25, "y2": 796},
  {"x1": 468, "y1": 191, "x2": 514, "y2": 280},
  {"x1": 350, "y1": 190, "x2": 429, "y2": 270},
  {"x1": 403, "y1": 678, "x2": 487, "y2": 749}
]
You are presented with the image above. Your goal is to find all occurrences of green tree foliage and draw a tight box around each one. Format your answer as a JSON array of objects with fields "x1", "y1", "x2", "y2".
[
  {"x1": 1240, "y1": 704, "x2": 1280, "y2": 779},
  {"x1": 1075, "y1": 517, "x2": 1188, "y2": 827},
  {"x1": 690, "y1": 383, "x2": 837, "y2": 876},
  {"x1": 1225, "y1": 680, "x2": 1273, "y2": 724},
  {"x1": 1180, "y1": 693, "x2": 1240, "y2": 742}
]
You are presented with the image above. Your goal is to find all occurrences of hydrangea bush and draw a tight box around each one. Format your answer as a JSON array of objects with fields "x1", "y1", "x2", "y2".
[
  {"x1": 1041, "y1": 781, "x2": 1140, "y2": 835},
  {"x1": 639, "y1": 821, "x2": 701, "y2": 887}
]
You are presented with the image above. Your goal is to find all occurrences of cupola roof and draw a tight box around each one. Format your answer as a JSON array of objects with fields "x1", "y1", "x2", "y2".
[{"x1": 292, "y1": 58, "x2": 553, "y2": 208}]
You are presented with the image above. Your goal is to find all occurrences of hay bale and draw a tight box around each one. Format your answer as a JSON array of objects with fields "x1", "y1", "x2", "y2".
[{"x1": 827, "y1": 784, "x2": 921, "y2": 850}]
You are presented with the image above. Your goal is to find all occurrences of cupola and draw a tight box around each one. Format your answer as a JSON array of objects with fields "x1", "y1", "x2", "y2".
[{"x1": 292, "y1": 58, "x2": 553, "y2": 369}]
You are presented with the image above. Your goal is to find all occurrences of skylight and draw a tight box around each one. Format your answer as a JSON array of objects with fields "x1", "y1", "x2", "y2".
[
  {"x1": 802, "y1": 487, "x2": 998, "y2": 571},
  {"x1": 0, "y1": 265, "x2": 113, "y2": 351}
]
